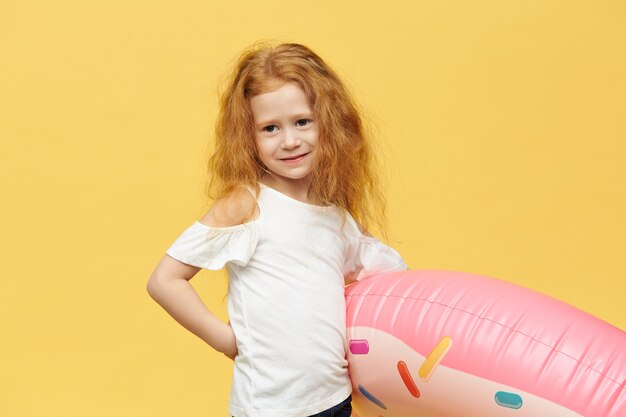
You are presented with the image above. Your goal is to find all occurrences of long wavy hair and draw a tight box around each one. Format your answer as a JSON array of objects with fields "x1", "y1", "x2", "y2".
[{"x1": 206, "y1": 41, "x2": 386, "y2": 235}]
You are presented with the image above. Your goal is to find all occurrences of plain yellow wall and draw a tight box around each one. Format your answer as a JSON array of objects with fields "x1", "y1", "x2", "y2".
[{"x1": 1, "y1": 1, "x2": 624, "y2": 416}]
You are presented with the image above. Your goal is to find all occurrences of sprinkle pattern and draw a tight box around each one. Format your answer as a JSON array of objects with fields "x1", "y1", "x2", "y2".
[
  {"x1": 495, "y1": 391, "x2": 523, "y2": 409},
  {"x1": 354, "y1": 335, "x2": 455, "y2": 414},
  {"x1": 418, "y1": 336, "x2": 453, "y2": 381},
  {"x1": 349, "y1": 339, "x2": 370, "y2": 355},
  {"x1": 358, "y1": 384, "x2": 387, "y2": 410},
  {"x1": 397, "y1": 361, "x2": 421, "y2": 398}
]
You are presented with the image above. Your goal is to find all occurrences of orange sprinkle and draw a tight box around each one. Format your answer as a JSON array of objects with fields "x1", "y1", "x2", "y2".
[{"x1": 397, "y1": 361, "x2": 420, "y2": 398}]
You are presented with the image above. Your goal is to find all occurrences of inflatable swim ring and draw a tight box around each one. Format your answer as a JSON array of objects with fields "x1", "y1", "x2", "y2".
[{"x1": 345, "y1": 270, "x2": 626, "y2": 417}]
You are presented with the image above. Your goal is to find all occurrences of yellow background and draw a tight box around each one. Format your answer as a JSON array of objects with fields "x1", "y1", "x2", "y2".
[{"x1": 1, "y1": 1, "x2": 624, "y2": 416}]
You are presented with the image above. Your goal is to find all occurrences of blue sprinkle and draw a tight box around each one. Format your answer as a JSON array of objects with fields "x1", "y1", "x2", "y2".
[
  {"x1": 358, "y1": 384, "x2": 387, "y2": 410},
  {"x1": 495, "y1": 391, "x2": 523, "y2": 409}
]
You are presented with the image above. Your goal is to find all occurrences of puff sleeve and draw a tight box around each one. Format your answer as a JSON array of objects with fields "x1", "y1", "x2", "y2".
[
  {"x1": 165, "y1": 220, "x2": 259, "y2": 270},
  {"x1": 345, "y1": 217, "x2": 408, "y2": 281}
]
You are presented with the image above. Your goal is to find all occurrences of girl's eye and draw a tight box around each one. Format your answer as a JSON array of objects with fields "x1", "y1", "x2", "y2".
[
  {"x1": 263, "y1": 125, "x2": 278, "y2": 133},
  {"x1": 296, "y1": 119, "x2": 310, "y2": 127}
]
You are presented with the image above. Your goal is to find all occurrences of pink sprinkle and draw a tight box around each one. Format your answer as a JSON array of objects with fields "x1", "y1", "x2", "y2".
[{"x1": 350, "y1": 339, "x2": 369, "y2": 354}]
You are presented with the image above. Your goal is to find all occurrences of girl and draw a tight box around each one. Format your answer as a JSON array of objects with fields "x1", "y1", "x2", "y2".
[{"x1": 147, "y1": 42, "x2": 407, "y2": 417}]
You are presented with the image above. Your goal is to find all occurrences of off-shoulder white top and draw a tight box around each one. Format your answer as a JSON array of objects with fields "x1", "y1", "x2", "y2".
[{"x1": 166, "y1": 183, "x2": 407, "y2": 417}]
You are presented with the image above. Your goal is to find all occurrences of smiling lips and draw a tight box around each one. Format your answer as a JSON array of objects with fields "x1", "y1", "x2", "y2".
[{"x1": 280, "y1": 152, "x2": 309, "y2": 163}]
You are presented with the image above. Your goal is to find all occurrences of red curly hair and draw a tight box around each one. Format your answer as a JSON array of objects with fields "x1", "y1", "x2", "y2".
[{"x1": 206, "y1": 42, "x2": 386, "y2": 234}]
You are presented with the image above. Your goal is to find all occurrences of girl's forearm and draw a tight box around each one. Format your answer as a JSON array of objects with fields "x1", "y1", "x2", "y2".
[{"x1": 147, "y1": 277, "x2": 237, "y2": 358}]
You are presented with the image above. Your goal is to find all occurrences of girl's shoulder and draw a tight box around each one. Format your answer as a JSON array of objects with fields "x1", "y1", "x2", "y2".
[{"x1": 199, "y1": 186, "x2": 259, "y2": 228}]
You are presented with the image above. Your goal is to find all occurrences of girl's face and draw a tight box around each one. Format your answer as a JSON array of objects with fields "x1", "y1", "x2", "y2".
[{"x1": 250, "y1": 81, "x2": 318, "y2": 196}]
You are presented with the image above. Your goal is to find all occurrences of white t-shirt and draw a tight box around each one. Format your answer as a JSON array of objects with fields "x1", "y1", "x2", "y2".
[{"x1": 166, "y1": 183, "x2": 407, "y2": 416}]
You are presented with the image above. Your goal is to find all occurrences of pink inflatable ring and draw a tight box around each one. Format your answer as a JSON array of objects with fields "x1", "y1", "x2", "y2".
[{"x1": 345, "y1": 270, "x2": 626, "y2": 417}]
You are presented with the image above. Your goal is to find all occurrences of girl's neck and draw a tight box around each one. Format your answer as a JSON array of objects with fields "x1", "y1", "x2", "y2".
[{"x1": 260, "y1": 174, "x2": 312, "y2": 204}]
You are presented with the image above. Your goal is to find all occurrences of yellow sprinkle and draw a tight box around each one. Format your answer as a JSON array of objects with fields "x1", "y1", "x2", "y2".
[{"x1": 419, "y1": 336, "x2": 452, "y2": 381}]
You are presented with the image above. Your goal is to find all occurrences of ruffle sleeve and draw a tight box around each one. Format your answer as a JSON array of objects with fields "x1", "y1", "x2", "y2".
[
  {"x1": 165, "y1": 220, "x2": 259, "y2": 270},
  {"x1": 345, "y1": 217, "x2": 408, "y2": 281},
  {"x1": 352, "y1": 235, "x2": 408, "y2": 281}
]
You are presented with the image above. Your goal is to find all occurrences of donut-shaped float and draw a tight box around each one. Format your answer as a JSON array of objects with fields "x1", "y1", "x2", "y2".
[{"x1": 345, "y1": 270, "x2": 626, "y2": 417}]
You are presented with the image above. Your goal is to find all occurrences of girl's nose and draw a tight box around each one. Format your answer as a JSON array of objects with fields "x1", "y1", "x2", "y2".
[{"x1": 280, "y1": 128, "x2": 301, "y2": 149}]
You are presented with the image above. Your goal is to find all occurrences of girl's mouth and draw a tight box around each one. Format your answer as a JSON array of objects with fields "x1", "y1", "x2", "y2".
[{"x1": 280, "y1": 153, "x2": 309, "y2": 163}]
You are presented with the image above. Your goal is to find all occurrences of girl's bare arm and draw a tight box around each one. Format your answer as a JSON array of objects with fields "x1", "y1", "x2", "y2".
[
  {"x1": 146, "y1": 255, "x2": 237, "y2": 359},
  {"x1": 146, "y1": 187, "x2": 258, "y2": 359}
]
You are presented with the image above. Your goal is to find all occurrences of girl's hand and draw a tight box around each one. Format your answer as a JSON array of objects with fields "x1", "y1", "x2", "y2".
[
  {"x1": 221, "y1": 321, "x2": 238, "y2": 360},
  {"x1": 344, "y1": 268, "x2": 362, "y2": 286}
]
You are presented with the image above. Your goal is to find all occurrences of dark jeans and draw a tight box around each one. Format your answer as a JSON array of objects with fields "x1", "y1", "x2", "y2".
[
  {"x1": 308, "y1": 395, "x2": 352, "y2": 417},
  {"x1": 231, "y1": 395, "x2": 353, "y2": 417}
]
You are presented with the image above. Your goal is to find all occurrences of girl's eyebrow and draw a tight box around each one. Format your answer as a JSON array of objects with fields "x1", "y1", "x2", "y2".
[{"x1": 255, "y1": 113, "x2": 314, "y2": 128}]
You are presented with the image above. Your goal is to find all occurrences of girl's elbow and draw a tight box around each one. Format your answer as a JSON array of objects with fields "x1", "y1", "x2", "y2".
[{"x1": 146, "y1": 274, "x2": 165, "y2": 299}]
